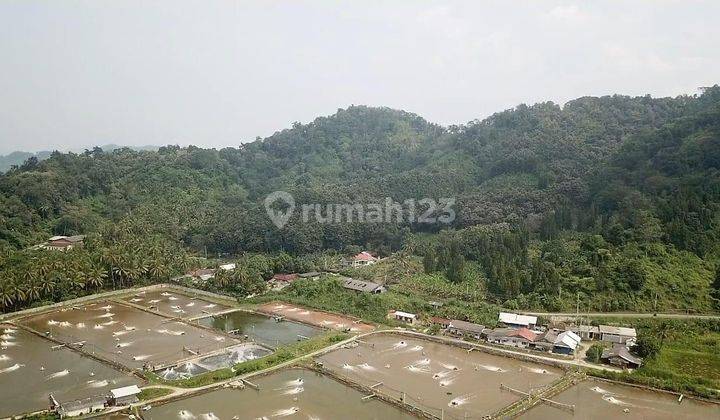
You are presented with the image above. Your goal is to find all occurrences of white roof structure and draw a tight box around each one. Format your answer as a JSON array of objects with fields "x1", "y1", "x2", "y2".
[
  {"x1": 219, "y1": 263, "x2": 236, "y2": 271},
  {"x1": 394, "y1": 311, "x2": 417, "y2": 319},
  {"x1": 498, "y1": 312, "x2": 537, "y2": 326},
  {"x1": 599, "y1": 325, "x2": 637, "y2": 338},
  {"x1": 554, "y1": 331, "x2": 582, "y2": 350},
  {"x1": 49, "y1": 235, "x2": 68, "y2": 241},
  {"x1": 110, "y1": 385, "x2": 141, "y2": 399}
]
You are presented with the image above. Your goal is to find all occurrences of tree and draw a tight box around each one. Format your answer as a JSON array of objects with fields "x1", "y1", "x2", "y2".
[{"x1": 586, "y1": 343, "x2": 605, "y2": 363}]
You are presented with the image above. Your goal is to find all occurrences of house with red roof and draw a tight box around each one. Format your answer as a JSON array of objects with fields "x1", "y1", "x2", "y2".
[
  {"x1": 349, "y1": 251, "x2": 378, "y2": 268},
  {"x1": 487, "y1": 327, "x2": 538, "y2": 349}
]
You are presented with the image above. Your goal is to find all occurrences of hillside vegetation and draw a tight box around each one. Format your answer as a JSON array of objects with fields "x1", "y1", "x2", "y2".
[{"x1": 1, "y1": 87, "x2": 719, "y2": 313}]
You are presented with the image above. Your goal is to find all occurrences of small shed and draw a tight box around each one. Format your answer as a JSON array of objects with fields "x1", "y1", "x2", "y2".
[
  {"x1": 448, "y1": 320, "x2": 486, "y2": 339},
  {"x1": 429, "y1": 316, "x2": 451, "y2": 329},
  {"x1": 110, "y1": 385, "x2": 141, "y2": 406},
  {"x1": 392, "y1": 310, "x2": 418, "y2": 325},
  {"x1": 601, "y1": 344, "x2": 643, "y2": 369},
  {"x1": 57, "y1": 395, "x2": 107, "y2": 417}
]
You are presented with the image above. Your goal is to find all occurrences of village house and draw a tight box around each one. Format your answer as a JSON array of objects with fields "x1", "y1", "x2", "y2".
[
  {"x1": 487, "y1": 327, "x2": 538, "y2": 348},
  {"x1": 109, "y1": 385, "x2": 141, "y2": 406},
  {"x1": 574, "y1": 325, "x2": 637, "y2": 345},
  {"x1": 348, "y1": 251, "x2": 378, "y2": 268},
  {"x1": 447, "y1": 319, "x2": 486, "y2": 340},
  {"x1": 340, "y1": 277, "x2": 386, "y2": 294},
  {"x1": 268, "y1": 273, "x2": 299, "y2": 290},
  {"x1": 552, "y1": 330, "x2": 582, "y2": 355},
  {"x1": 601, "y1": 344, "x2": 643, "y2": 369},
  {"x1": 52, "y1": 394, "x2": 107, "y2": 418},
  {"x1": 429, "y1": 316, "x2": 451, "y2": 329},
  {"x1": 43, "y1": 235, "x2": 85, "y2": 251},
  {"x1": 498, "y1": 312, "x2": 537, "y2": 329},
  {"x1": 218, "y1": 263, "x2": 236, "y2": 271},
  {"x1": 389, "y1": 310, "x2": 418, "y2": 325}
]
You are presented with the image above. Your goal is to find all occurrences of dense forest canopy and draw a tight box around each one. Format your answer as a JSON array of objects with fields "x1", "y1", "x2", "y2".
[{"x1": 1, "y1": 87, "x2": 719, "y2": 313}]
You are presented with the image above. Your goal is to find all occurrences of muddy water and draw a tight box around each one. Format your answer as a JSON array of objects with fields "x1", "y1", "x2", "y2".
[
  {"x1": 520, "y1": 379, "x2": 720, "y2": 420},
  {"x1": 197, "y1": 311, "x2": 322, "y2": 348},
  {"x1": 20, "y1": 301, "x2": 238, "y2": 369},
  {"x1": 317, "y1": 333, "x2": 563, "y2": 418},
  {"x1": 145, "y1": 368, "x2": 416, "y2": 419},
  {"x1": 121, "y1": 290, "x2": 230, "y2": 319},
  {"x1": 0, "y1": 325, "x2": 139, "y2": 417}
]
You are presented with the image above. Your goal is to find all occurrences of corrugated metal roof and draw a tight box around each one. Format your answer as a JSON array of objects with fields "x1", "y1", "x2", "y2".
[
  {"x1": 599, "y1": 325, "x2": 637, "y2": 337},
  {"x1": 448, "y1": 319, "x2": 485, "y2": 333},
  {"x1": 498, "y1": 312, "x2": 537, "y2": 326},
  {"x1": 110, "y1": 385, "x2": 141, "y2": 398}
]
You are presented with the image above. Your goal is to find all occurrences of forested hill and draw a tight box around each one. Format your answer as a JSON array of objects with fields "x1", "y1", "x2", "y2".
[{"x1": 1, "y1": 87, "x2": 719, "y2": 312}]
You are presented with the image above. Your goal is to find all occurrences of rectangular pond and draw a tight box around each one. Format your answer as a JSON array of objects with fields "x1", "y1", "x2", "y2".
[
  {"x1": 0, "y1": 325, "x2": 140, "y2": 418},
  {"x1": 121, "y1": 289, "x2": 231, "y2": 319},
  {"x1": 519, "y1": 379, "x2": 720, "y2": 420},
  {"x1": 144, "y1": 368, "x2": 416, "y2": 419},
  {"x1": 317, "y1": 333, "x2": 564, "y2": 418},
  {"x1": 20, "y1": 301, "x2": 238, "y2": 370},
  {"x1": 156, "y1": 343, "x2": 272, "y2": 380},
  {"x1": 197, "y1": 310, "x2": 323, "y2": 348}
]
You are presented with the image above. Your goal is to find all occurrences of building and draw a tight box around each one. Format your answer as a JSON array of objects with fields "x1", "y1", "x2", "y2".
[
  {"x1": 552, "y1": 330, "x2": 582, "y2": 355},
  {"x1": 447, "y1": 319, "x2": 486, "y2": 340},
  {"x1": 56, "y1": 395, "x2": 107, "y2": 417},
  {"x1": 531, "y1": 329, "x2": 558, "y2": 352},
  {"x1": 268, "y1": 273, "x2": 299, "y2": 290},
  {"x1": 429, "y1": 317, "x2": 451, "y2": 329},
  {"x1": 44, "y1": 235, "x2": 85, "y2": 251},
  {"x1": 349, "y1": 251, "x2": 378, "y2": 268},
  {"x1": 390, "y1": 310, "x2": 417, "y2": 325},
  {"x1": 189, "y1": 268, "x2": 216, "y2": 281},
  {"x1": 298, "y1": 271, "x2": 321, "y2": 280},
  {"x1": 498, "y1": 312, "x2": 537, "y2": 329},
  {"x1": 219, "y1": 263, "x2": 236, "y2": 271},
  {"x1": 487, "y1": 327, "x2": 538, "y2": 348},
  {"x1": 601, "y1": 344, "x2": 643, "y2": 369},
  {"x1": 574, "y1": 325, "x2": 637, "y2": 345},
  {"x1": 109, "y1": 385, "x2": 141, "y2": 406},
  {"x1": 340, "y1": 277, "x2": 386, "y2": 294}
]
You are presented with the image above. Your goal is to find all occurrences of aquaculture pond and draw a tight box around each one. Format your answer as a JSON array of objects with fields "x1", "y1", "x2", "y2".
[{"x1": 197, "y1": 310, "x2": 323, "y2": 348}]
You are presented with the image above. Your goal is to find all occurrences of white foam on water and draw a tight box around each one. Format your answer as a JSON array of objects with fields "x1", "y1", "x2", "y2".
[
  {"x1": 102, "y1": 320, "x2": 118, "y2": 326},
  {"x1": 440, "y1": 363, "x2": 459, "y2": 371},
  {"x1": 407, "y1": 365, "x2": 430, "y2": 373},
  {"x1": 591, "y1": 386, "x2": 611, "y2": 394},
  {"x1": 3, "y1": 328, "x2": 16, "y2": 333},
  {"x1": 98, "y1": 305, "x2": 113, "y2": 310},
  {"x1": 320, "y1": 320, "x2": 334, "y2": 325},
  {"x1": 409, "y1": 345, "x2": 424, "y2": 352},
  {"x1": 1, "y1": 334, "x2": 15, "y2": 340},
  {"x1": 342, "y1": 363, "x2": 356, "y2": 371},
  {"x1": 272, "y1": 407, "x2": 300, "y2": 417},
  {"x1": 299, "y1": 310, "x2": 310, "y2": 315},
  {"x1": 448, "y1": 394, "x2": 475, "y2": 407},
  {"x1": 358, "y1": 363, "x2": 377, "y2": 371},
  {"x1": 286, "y1": 308, "x2": 299, "y2": 312},
  {"x1": 282, "y1": 386, "x2": 304, "y2": 395},
  {"x1": 116, "y1": 342, "x2": 133, "y2": 348},
  {"x1": 168, "y1": 296, "x2": 179, "y2": 301},
  {"x1": 93, "y1": 324, "x2": 105, "y2": 330},
  {"x1": 58, "y1": 321, "x2": 72, "y2": 327},
  {"x1": 214, "y1": 336, "x2": 225, "y2": 342},
  {"x1": 186, "y1": 302, "x2": 195, "y2": 307},
  {"x1": 273, "y1": 305, "x2": 286, "y2": 310},
  {"x1": 476, "y1": 364, "x2": 506, "y2": 373},
  {"x1": 76, "y1": 323, "x2": 86, "y2": 329},
  {"x1": 523, "y1": 366, "x2": 550, "y2": 374},
  {"x1": 415, "y1": 358, "x2": 431, "y2": 366},
  {"x1": 433, "y1": 370, "x2": 452, "y2": 379},
  {"x1": 124, "y1": 325, "x2": 136, "y2": 331},
  {"x1": 156, "y1": 329, "x2": 186, "y2": 336},
  {"x1": 439, "y1": 376, "x2": 456, "y2": 387},
  {"x1": 47, "y1": 320, "x2": 59, "y2": 326},
  {"x1": 150, "y1": 299, "x2": 161, "y2": 303},
  {"x1": 603, "y1": 395, "x2": 630, "y2": 406},
  {"x1": 87, "y1": 379, "x2": 109, "y2": 388},
  {"x1": 0, "y1": 363, "x2": 23, "y2": 373},
  {"x1": 98, "y1": 312, "x2": 115, "y2": 319},
  {"x1": 46, "y1": 369, "x2": 70, "y2": 379},
  {"x1": 133, "y1": 355, "x2": 151, "y2": 361},
  {"x1": 130, "y1": 298, "x2": 143, "y2": 302},
  {"x1": 204, "y1": 304, "x2": 216, "y2": 308},
  {"x1": 392, "y1": 341, "x2": 408, "y2": 349},
  {"x1": 113, "y1": 330, "x2": 130, "y2": 336},
  {"x1": 201, "y1": 414, "x2": 219, "y2": 420},
  {"x1": 285, "y1": 378, "x2": 304, "y2": 387},
  {"x1": 1, "y1": 341, "x2": 16, "y2": 347},
  {"x1": 178, "y1": 410, "x2": 196, "y2": 420},
  {"x1": 0, "y1": 355, "x2": 10, "y2": 361}
]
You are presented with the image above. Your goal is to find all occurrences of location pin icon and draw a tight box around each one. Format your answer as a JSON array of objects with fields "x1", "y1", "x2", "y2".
[{"x1": 264, "y1": 191, "x2": 295, "y2": 229}]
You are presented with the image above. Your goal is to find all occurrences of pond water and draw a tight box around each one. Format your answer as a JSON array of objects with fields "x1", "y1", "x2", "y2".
[
  {"x1": 519, "y1": 379, "x2": 720, "y2": 420},
  {"x1": 317, "y1": 333, "x2": 563, "y2": 418},
  {"x1": 121, "y1": 290, "x2": 230, "y2": 319},
  {"x1": 21, "y1": 301, "x2": 238, "y2": 369},
  {"x1": 157, "y1": 343, "x2": 271, "y2": 380},
  {"x1": 144, "y1": 368, "x2": 416, "y2": 419},
  {"x1": 0, "y1": 325, "x2": 139, "y2": 418},
  {"x1": 197, "y1": 310, "x2": 323, "y2": 348}
]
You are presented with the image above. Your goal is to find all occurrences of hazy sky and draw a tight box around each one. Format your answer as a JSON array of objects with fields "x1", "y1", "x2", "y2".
[{"x1": 1, "y1": 1, "x2": 718, "y2": 154}]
